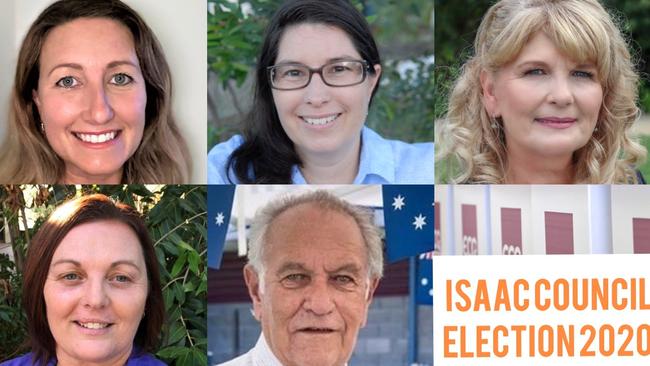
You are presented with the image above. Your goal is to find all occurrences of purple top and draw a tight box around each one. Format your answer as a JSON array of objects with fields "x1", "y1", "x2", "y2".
[{"x1": 0, "y1": 349, "x2": 166, "y2": 366}]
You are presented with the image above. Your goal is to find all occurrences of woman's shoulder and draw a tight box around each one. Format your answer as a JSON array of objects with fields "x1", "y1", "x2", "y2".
[
  {"x1": 207, "y1": 134, "x2": 245, "y2": 184},
  {"x1": 127, "y1": 352, "x2": 167, "y2": 366},
  {"x1": 361, "y1": 127, "x2": 434, "y2": 183},
  {"x1": 0, "y1": 353, "x2": 52, "y2": 366}
]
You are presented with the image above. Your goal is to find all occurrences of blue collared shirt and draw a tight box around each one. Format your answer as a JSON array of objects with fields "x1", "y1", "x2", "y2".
[{"x1": 207, "y1": 126, "x2": 433, "y2": 184}]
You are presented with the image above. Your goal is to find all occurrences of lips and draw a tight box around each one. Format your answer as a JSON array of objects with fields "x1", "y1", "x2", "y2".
[
  {"x1": 300, "y1": 113, "x2": 341, "y2": 126},
  {"x1": 73, "y1": 131, "x2": 120, "y2": 144},
  {"x1": 534, "y1": 117, "x2": 577, "y2": 129},
  {"x1": 297, "y1": 326, "x2": 337, "y2": 334}
]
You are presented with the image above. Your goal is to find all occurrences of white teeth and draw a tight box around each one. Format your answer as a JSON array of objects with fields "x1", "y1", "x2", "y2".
[
  {"x1": 76, "y1": 131, "x2": 117, "y2": 144},
  {"x1": 79, "y1": 322, "x2": 109, "y2": 329},
  {"x1": 303, "y1": 114, "x2": 339, "y2": 126}
]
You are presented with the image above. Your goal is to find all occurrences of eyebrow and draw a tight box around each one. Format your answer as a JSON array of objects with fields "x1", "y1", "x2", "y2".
[
  {"x1": 47, "y1": 60, "x2": 139, "y2": 77},
  {"x1": 275, "y1": 262, "x2": 363, "y2": 276},
  {"x1": 276, "y1": 262, "x2": 311, "y2": 276},
  {"x1": 50, "y1": 259, "x2": 143, "y2": 272},
  {"x1": 274, "y1": 55, "x2": 361, "y2": 65}
]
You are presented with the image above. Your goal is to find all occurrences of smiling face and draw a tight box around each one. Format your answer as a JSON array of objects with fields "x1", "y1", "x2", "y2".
[
  {"x1": 244, "y1": 203, "x2": 378, "y2": 366},
  {"x1": 271, "y1": 23, "x2": 380, "y2": 160},
  {"x1": 481, "y1": 31, "x2": 603, "y2": 161},
  {"x1": 43, "y1": 220, "x2": 148, "y2": 365},
  {"x1": 33, "y1": 17, "x2": 147, "y2": 184}
]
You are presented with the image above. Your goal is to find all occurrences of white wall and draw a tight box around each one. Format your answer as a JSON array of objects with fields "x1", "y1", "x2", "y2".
[{"x1": 4, "y1": 0, "x2": 206, "y2": 183}]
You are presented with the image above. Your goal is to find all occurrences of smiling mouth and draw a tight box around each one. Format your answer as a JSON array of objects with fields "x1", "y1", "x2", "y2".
[
  {"x1": 301, "y1": 114, "x2": 341, "y2": 126},
  {"x1": 534, "y1": 117, "x2": 577, "y2": 129},
  {"x1": 73, "y1": 131, "x2": 119, "y2": 144},
  {"x1": 298, "y1": 327, "x2": 336, "y2": 334},
  {"x1": 75, "y1": 321, "x2": 113, "y2": 329}
]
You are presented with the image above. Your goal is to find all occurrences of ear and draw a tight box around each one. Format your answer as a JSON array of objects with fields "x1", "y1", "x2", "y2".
[
  {"x1": 32, "y1": 89, "x2": 41, "y2": 108},
  {"x1": 243, "y1": 264, "x2": 264, "y2": 321},
  {"x1": 479, "y1": 69, "x2": 499, "y2": 117},
  {"x1": 368, "y1": 64, "x2": 382, "y2": 94},
  {"x1": 360, "y1": 277, "x2": 381, "y2": 327}
]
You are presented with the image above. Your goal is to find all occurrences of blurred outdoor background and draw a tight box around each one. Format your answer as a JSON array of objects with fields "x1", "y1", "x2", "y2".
[
  {"x1": 208, "y1": 0, "x2": 435, "y2": 149},
  {"x1": 435, "y1": 0, "x2": 650, "y2": 179}
]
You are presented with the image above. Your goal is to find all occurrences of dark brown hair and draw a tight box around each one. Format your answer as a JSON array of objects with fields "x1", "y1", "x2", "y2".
[
  {"x1": 22, "y1": 194, "x2": 164, "y2": 365},
  {"x1": 0, "y1": 0, "x2": 190, "y2": 183},
  {"x1": 227, "y1": 0, "x2": 382, "y2": 183}
]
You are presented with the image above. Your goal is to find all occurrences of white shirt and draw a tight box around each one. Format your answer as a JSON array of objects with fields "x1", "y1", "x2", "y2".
[
  {"x1": 217, "y1": 334, "x2": 349, "y2": 366},
  {"x1": 217, "y1": 334, "x2": 282, "y2": 366}
]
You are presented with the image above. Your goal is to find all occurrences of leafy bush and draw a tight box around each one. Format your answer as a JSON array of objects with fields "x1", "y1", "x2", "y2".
[{"x1": 0, "y1": 185, "x2": 207, "y2": 366}]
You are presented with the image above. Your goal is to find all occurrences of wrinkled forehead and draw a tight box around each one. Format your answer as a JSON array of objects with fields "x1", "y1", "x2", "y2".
[{"x1": 263, "y1": 203, "x2": 367, "y2": 262}]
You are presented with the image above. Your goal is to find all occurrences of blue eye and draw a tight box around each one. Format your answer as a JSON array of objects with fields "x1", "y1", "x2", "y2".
[
  {"x1": 333, "y1": 275, "x2": 356, "y2": 286},
  {"x1": 524, "y1": 68, "x2": 545, "y2": 76},
  {"x1": 573, "y1": 70, "x2": 594, "y2": 79},
  {"x1": 113, "y1": 275, "x2": 131, "y2": 283},
  {"x1": 63, "y1": 273, "x2": 80, "y2": 281},
  {"x1": 110, "y1": 73, "x2": 133, "y2": 86},
  {"x1": 56, "y1": 76, "x2": 79, "y2": 88}
]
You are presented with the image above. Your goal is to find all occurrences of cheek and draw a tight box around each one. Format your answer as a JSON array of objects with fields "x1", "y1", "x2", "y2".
[
  {"x1": 113, "y1": 90, "x2": 147, "y2": 128},
  {"x1": 38, "y1": 93, "x2": 82, "y2": 128}
]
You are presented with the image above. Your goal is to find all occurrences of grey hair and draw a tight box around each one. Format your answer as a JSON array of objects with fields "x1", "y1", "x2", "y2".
[{"x1": 247, "y1": 190, "x2": 384, "y2": 283}]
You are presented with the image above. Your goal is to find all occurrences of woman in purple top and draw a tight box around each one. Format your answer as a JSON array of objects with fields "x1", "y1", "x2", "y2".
[{"x1": 0, "y1": 194, "x2": 165, "y2": 366}]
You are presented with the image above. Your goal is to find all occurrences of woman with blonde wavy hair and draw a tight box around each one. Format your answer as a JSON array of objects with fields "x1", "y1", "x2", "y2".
[
  {"x1": 0, "y1": 0, "x2": 190, "y2": 184},
  {"x1": 436, "y1": 0, "x2": 646, "y2": 184}
]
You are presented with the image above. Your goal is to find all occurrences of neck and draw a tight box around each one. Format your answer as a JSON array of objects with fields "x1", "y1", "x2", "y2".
[
  {"x1": 62, "y1": 168, "x2": 123, "y2": 184},
  {"x1": 505, "y1": 148, "x2": 574, "y2": 184},
  {"x1": 298, "y1": 136, "x2": 361, "y2": 184},
  {"x1": 55, "y1": 346, "x2": 131, "y2": 366}
]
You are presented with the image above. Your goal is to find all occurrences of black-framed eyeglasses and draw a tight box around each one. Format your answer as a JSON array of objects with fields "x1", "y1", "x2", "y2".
[{"x1": 267, "y1": 59, "x2": 371, "y2": 90}]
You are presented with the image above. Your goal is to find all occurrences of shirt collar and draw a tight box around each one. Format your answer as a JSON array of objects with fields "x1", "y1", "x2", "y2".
[
  {"x1": 252, "y1": 333, "x2": 349, "y2": 366},
  {"x1": 290, "y1": 126, "x2": 394, "y2": 184},
  {"x1": 251, "y1": 334, "x2": 284, "y2": 366}
]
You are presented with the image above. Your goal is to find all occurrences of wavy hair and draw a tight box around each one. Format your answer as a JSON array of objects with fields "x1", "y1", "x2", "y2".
[
  {"x1": 0, "y1": 0, "x2": 190, "y2": 183},
  {"x1": 436, "y1": 0, "x2": 646, "y2": 183},
  {"x1": 226, "y1": 0, "x2": 381, "y2": 183}
]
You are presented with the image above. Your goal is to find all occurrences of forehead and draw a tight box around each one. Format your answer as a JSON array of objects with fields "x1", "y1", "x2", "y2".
[
  {"x1": 51, "y1": 220, "x2": 144, "y2": 266},
  {"x1": 39, "y1": 17, "x2": 137, "y2": 68},
  {"x1": 276, "y1": 23, "x2": 361, "y2": 64},
  {"x1": 264, "y1": 203, "x2": 367, "y2": 268}
]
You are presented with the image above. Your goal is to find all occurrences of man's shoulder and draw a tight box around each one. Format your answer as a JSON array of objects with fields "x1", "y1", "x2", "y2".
[{"x1": 216, "y1": 351, "x2": 253, "y2": 366}]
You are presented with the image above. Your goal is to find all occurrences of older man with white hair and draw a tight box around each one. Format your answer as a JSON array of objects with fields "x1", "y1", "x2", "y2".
[{"x1": 219, "y1": 190, "x2": 384, "y2": 366}]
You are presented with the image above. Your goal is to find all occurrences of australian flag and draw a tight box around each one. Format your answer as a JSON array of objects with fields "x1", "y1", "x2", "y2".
[
  {"x1": 382, "y1": 185, "x2": 434, "y2": 262},
  {"x1": 416, "y1": 251, "x2": 433, "y2": 305},
  {"x1": 207, "y1": 185, "x2": 236, "y2": 269}
]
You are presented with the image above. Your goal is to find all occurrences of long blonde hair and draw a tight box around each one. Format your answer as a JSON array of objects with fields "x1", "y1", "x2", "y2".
[
  {"x1": 0, "y1": 0, "x2": 190, "y2": 183},
  {"x1": 436, "y1": 0, "x2": 646, "y2": 183}
]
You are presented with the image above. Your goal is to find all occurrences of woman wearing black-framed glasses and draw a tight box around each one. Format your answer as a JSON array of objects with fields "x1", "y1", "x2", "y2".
[{"x1": 208, "y1": 0, "x2": 433, "y2": 184}]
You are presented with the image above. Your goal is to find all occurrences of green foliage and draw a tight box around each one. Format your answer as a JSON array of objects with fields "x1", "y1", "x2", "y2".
[
  {"x1": 0, "y1": 254, "x2": 27, "y2": 359},
  {"x1": 0, "y1": 185, "x2": 207, "y2": 366},
  {"x1": 208, "y1": 0, "x2": 434, "y2": 145},
  {"x1": 639, "y1": 135, "x2": 650, "y2": 180}
]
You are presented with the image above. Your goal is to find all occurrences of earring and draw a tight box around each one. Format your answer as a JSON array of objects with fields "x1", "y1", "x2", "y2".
[
  {"x1": 40, "y1": 122, "x2": 45, "y2": 134},
  {"x1": 491, "y1": 116, "x2": 500, "y2": 129}
]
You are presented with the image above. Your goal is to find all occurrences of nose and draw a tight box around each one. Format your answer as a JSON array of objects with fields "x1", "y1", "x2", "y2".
[
  {"x1": 303, "y1": 73, "x2": 331, "y2": 107},
  {"x1": 547, "y1": 75, "x2": 574, "y2": 107},
  {"x1": 303, "y1": 277, "x2": 335, "y2": 315},
  {"x1": 83, "y1": 82, "x2": 114, "y2": 124},
  {"x1": 82, "y1": 278, "x2": 109, "y2": 309}
]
